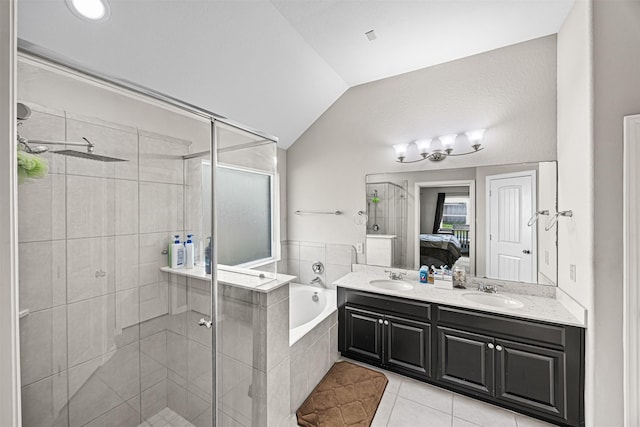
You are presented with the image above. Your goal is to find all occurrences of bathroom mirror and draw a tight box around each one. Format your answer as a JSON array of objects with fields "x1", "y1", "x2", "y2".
[{"x1": 365, "y1": 161, "x2": 557, "y2": 285}]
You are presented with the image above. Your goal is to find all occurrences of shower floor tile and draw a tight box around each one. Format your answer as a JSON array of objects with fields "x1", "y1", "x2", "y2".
[{"x1": 138, "y1": 407, "x2": 194, "y2": 427}]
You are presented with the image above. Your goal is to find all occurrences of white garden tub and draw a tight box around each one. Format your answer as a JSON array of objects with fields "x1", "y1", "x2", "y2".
[{"x1": 289, "y1": 283, "x2": 337, "y2": 346}]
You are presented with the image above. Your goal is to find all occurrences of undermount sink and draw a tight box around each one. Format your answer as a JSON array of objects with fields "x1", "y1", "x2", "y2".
[
  {"x1": 462, "y1": 292, "x2": 525, "y2": 309},
  {"x1": 369, "y1": 280, "x2": 414, "y2": 291}
]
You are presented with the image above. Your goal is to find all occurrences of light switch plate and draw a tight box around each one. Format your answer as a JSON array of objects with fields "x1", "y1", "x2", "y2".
[
  {"x1": 570, "y1": 264, "x2": 576, "y2": 282},
  {"x1": 356, "y1": 243, "x2": 364, "y2": 254}
]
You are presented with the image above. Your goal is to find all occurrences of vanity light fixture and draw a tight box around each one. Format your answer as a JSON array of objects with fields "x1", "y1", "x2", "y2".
[
  {"x1": 65, "y1": 0, "x2": 111, "y2": 22},
  {"x1": 393, "y1": 129, "x2": 487, "y2": 163}
]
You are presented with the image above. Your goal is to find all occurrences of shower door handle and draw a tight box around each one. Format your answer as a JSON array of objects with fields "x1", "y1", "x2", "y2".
[{"x1": 198, "y1": 318, "x2": 213, "y2": 329}]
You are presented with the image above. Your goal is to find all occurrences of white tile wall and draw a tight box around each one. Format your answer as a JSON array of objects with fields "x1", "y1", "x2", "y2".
[
  {"x1": 66, "y1": 118, "x2": 139, "y2": 181},
  {"x1": 19, "y1": 306, "x2": 67, "y2": 386},
  {"x1": 18, "y1": 102, "x2": 208, "y2": 427},
  {"x1": 19, "y1": 240, "x2": 66, "y2": 312},
  {"x1": 281, "y1": 240, "x2": 354, "y2": 288},
  {"x1": 18, "y1": 172, "x2": 66, "y2": 243},
  {"x1": 139, "y1": 132, "x2": 189, "y2": 185}
]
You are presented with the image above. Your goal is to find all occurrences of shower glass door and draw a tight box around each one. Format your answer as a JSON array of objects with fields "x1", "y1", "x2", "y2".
[{"x1": 17, "y1": 56, "x2": 214, "y2": 427}]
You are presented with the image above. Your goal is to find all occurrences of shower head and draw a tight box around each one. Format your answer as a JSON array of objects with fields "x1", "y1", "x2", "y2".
[
  {"x1": 51, "y1": 150, "x2": 126, "y2": 162},
  {"x1": 17, "y1": 134, "x2": 127, "y2": 163}
]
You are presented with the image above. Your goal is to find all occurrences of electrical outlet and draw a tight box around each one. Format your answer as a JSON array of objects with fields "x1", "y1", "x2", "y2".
[
  {"x1": 356, "y1": 243, "x2": 364, "y2": 254},
  {"x1": 570, "y1": 264, "x2": 576, "y2": 282},
  {"x1": 545, "y1": 251, "x2": 549, "y2": 265}
]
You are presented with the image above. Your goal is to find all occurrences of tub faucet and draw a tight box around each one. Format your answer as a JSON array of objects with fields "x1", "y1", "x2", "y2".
[{"x1": 310, "y1": 277, "x2": 322, "y2": 286}]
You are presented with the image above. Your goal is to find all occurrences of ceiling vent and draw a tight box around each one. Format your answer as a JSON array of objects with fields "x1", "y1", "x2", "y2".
[{"x1": 365, "y1": 30, "x2": 377, "y2": 41}]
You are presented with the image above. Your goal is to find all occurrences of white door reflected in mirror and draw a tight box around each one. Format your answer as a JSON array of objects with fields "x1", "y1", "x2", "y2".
[{"x1": 486, "y1": 171, "x2": 536, "y2": 283}]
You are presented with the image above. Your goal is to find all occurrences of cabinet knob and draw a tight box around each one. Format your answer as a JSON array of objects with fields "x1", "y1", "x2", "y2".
[
  {"x1": 496, "y1": 345, "x2": 503, "y2": 352},
  {"x1": 378, "y1": 319, "x2": 383, "y2": 324},
  {"x1": 383, "y1": 320, "x2": 389, "y2": 326},
  {"x1": 487, "y1": 343, "x2": 494, "y2": 349}
]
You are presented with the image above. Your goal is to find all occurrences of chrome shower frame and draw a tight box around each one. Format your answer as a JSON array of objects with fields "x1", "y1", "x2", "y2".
[{"x1": 17, "y1": 39, "x2": 278, "y2": 427}]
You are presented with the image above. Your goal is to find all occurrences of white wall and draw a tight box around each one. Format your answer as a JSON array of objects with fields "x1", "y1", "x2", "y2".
[
  {"x1": 556, "y1": 3, "x2": 595, "y2": 423},
  {"x1": 592, "y1": 1, "x2": 640, "y2": 425},
  {"x1": 557, "y1": 1, "x2": 640, "y2": 425},
  {"x1": 538, "y1": 162, "x2": 558, "y2": 285},
  {"x1": 278, "y1": 148, "x2": 287, "y2": 242},
  {"x1": 287, "y1": 35, "x2": 558, "y2": 250}
]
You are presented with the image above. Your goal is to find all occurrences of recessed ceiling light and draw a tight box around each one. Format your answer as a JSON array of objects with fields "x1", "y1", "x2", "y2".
[
  {"x1": 65, "y1": 0, "x2": 111, "y2": 22},
  {"x1": 365, "y1": 30, "x2": 377, "y2": 41}
]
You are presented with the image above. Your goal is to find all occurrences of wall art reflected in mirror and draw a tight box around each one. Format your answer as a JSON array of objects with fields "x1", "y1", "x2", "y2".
[{"x1": 365, "y1": 161, "x2": 557, "y2": 286}]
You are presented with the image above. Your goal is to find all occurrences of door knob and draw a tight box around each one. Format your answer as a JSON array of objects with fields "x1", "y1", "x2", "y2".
[
  {"x1": 522, "y1": 250, "x2": 531, "y2": 254},
  {"x1": 487, "y1": 343, "x2": 495, "y2": 349},
  {"x1": 198, "y1": 318, "x2": 212, "y2": 329}
]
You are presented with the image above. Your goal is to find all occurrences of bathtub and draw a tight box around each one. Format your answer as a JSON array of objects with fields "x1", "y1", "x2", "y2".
[{"x1": 289, "y1": 283, "x2": 337, "y2": 346}]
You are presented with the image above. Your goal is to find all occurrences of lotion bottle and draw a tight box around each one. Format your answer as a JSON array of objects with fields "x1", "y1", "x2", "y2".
[
  {"x1": 170, "y1": 235, "x2": 185, "y2": 269},
  {"x1": 185, "y1": 234, "x2": 195, "y2": 269}
]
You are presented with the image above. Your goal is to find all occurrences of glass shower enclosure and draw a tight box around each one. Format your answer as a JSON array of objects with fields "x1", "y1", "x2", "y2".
[
  {"x1": 365, "y1": 180, "x2": 408, "y2": 268},
  {"x1": 17, "y1": 51, "x2": 278, "y2": 427}
]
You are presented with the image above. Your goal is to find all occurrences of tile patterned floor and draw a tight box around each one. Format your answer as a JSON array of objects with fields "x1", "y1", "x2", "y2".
[
  {"x1": 137, "y1": 407, "x2": 195, "y2": 427},
  {"x1": 284, "y1": 358, "x2": 556, "y2": 427}
]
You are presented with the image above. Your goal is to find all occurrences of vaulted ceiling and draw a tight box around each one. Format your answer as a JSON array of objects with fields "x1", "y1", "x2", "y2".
[{"x1": 17, "y1": 0, "x2": 574, "y2": 148}]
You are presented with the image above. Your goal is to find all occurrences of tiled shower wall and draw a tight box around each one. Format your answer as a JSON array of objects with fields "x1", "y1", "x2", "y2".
[
  {"x1": 279, "y1": 241, "x2": 355, "y2": 287},
  {"x1": 17, "y1": 104, "x2": 208, "y2": 427}
]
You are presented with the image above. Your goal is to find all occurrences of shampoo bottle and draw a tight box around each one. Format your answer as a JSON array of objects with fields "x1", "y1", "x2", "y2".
[
  {"x1": 170, "y1": 235, "x2": 185, "y2": 269},
  {"x1": 185, "y1": 234, "x2": 195, "y2": 269}
]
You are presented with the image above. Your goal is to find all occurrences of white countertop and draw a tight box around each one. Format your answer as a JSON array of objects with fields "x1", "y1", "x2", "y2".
[
  {"x1": 334, "y1": 272, "x2": 585, "y2": 328},
  {"x1": 160, "y1": 265, "x2": 296, "y2": 293}
]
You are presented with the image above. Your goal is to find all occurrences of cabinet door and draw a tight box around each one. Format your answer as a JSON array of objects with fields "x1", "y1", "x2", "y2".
[
  {"x1": 495, "y1": 339, "x2": 566, "y2": 420},
  {"x1": 437, "y1": 326, "x2": 494, "y2": 395},
  {"x1": 344, "y1": 306, "x2": 383, "y2": 363},
  {"x1": 385, "y1": 315, "x2": 431, "y2": 379}
]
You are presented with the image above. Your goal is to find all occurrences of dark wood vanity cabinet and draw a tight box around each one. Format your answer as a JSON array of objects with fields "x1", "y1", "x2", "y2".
[
  {"x1": 437, "y1": 326, "x2": 495, "y2": 396},
  {"x1": 341, "y1": 291, "x2": 432, "y2": 380},
  {"x1": 338, "y1": 287, "x2": 585, "y2": 427}
]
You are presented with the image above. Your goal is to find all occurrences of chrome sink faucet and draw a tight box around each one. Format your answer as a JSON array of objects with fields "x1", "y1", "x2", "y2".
[
  {"x1": 478, "y1": 283, "x2": 498, "y2": 293},
  {"x1": 385, "y1": 270, "x2": 406, "y2": 280}
]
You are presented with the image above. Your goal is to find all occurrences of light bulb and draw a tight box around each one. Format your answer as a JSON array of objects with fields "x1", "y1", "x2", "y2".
[
  {"x1": 392, "y1": 144, "x2": 409, "y2": 162},
  {"x1": 465, "y1": 129, "x2": 486, "y2": 147},
  {"x1": 67, "y1": 0, "x2": 110, "y2": 21},
  {"x1": 439, "y1": 134, "x2": 458, "y2": 152},
  {"x1": 415, "y1": 139, "x2": 432, "y2": 155}
]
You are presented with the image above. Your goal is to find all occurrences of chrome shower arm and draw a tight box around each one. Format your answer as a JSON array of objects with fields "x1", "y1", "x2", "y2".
[{"x1": 19, "y1": 136, "x2": 94, "y2": 152}]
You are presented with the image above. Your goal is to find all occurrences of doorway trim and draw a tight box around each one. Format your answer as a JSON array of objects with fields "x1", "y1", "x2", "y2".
[
  {"x1": 485, "y1": 170, "x2": 537, "y2": 283},
  {"x1": 0, "y1": 0, "x2": 22, "y2": 425},
  {"x1": 623, "y1": 114, "x2": 640, "y2": 427},
  {"x1": 414, "y1": 180, "x2": 475, "y2": 273}
]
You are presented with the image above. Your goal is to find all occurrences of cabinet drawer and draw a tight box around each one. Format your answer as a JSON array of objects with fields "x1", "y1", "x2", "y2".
[
  {"x1": 341, "y1": 289, "x2": 431, "y2": 322},
  {"x1": 437, "y1": 306, "x2": 566, "y2": 349}
]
